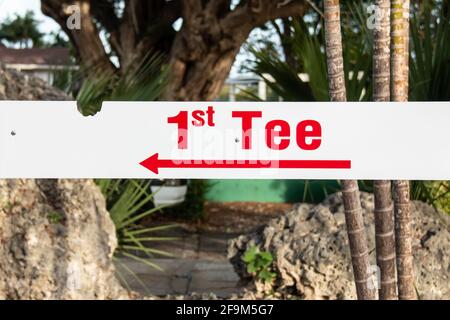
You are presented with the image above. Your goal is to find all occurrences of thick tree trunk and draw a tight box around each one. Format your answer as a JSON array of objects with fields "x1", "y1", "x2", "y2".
[
  {"x1": 391, "y1": 0, "x2": 416, "y2": 300},
  {"x1": 164, "y1": 29, "x2": 246, "y2": 101},
  {"x1": 42, "y1": 0, "x2": 307, "y2": 101},
  {"x1": 373, "y1": 0, "x2": 397, "y2": 300},
  {"x1": 162, "y1": 1, "x2": 242, "y2": 101},
  {"x1": 162, "y1": 1, "x2": 249, "y2": 101},
  {"x1": 41, "y1": 0, "x2": 306, "y2": 101},
  {"x1": 323, "y1": 0, "x2": 376, "y2": 300},
  {"x1": 164, "y1": 1, "x2": 307, "y2": 101}
]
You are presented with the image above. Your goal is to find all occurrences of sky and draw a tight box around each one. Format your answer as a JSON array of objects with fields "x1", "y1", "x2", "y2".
[{"x1": 0, "y1": 0, "x2": 60, "y2": 33}]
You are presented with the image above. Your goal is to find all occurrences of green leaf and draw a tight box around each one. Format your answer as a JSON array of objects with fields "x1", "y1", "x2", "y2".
[
  {"x1": 247, "y1": 262, "x2": 257, "y2": 274},
  {"x1": 258, "y1": 269, "x2": 276, "y2": 283},
  {"x1": 242, "y1": 246, "x2": 259, "y2": 262},
  {"x1": 259, "y1": 251, "x2": 273, "y2": 263}
]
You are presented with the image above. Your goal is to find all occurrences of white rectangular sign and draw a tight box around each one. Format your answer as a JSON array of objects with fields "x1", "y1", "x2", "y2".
[{"x1": 0, "y1": 101, "x2": 449, "y2": 180}]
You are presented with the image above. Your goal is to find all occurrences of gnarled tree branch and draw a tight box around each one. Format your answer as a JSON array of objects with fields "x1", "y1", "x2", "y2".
[
  {"x1": 42, "y1": 0, "x2": 307, "y2": 100},
  {"x1": 41, "y1": 0, "x2": 116, "y2": 73}
]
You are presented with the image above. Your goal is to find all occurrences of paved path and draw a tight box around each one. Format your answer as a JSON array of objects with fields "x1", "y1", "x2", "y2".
[
  {"x1": 117, "y1": 229, "x2": 242, "y2": 298},
  {"x1": 117, "y1": 257, "x2": 241, "y2": 297},
  {"x1": 118, "y1": 203, "x2": 292, "y2": 297}
]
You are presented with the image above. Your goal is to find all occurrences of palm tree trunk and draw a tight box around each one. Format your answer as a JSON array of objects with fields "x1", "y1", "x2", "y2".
[
  {"x1": 324, "y1": 0, "x2": 346, "y2": 102},
  {"x1": 391, "y1": 0, "x2": 410, "y2": 101},
  {"x1": 324, "y1": 0, "x2": 376, "y2": 300},
  {"x1": 392, "y1": 180, "x2": 415, "y2": 299},
  {"x1": 391, "y1": 0, "x2": 416, "y2": 300},
  {"x1": 374, "y1": 0, "x2": 392, "y2": 102},
  {"x1": 340, "y1": 181, "x2": 377, "y2": 300},
  {"x1": 373, "y1": 181, "x2": 397, "y2": 299},
  {"x1": 373, "y1": 0, "x2": 397, "y2": 300}
]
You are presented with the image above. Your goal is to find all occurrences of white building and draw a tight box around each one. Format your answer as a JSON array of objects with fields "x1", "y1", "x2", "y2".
[{"x1": 0, "y1": 44, "x2": 77, "y2": 85}]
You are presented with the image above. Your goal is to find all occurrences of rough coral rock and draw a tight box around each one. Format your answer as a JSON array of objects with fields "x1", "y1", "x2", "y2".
[
  {"x1": 0, "y1": 66, "x2": 127, "y2": 299},
  {"x1": 228, "y1": 192, "x2": 450, "y2": 300},
  {"x1": 0, "y1": 66, "x2": 69, "y2": 100},
  {"x1": 0, "y1": 180, "x2": 128, "y2": 299}
]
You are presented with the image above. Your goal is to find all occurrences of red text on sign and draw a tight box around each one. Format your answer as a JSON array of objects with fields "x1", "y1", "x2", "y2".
[
  {"x1": 168, "y1": 107, "x2": 322, "y2": 151},
  {"x1": 168, "y1": 106, "x2": 216, "y2": 149},
  {"x1": 232, "y1": 111, "x2": 322, "y2": 151}
]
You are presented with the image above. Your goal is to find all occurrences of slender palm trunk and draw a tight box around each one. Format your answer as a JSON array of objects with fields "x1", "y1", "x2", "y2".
[
  {"x1": 340, "y1": 181, "x2": 377, "y2": 300},
  {"x1": 324, "y1": 0, "x2": 346, "y2": 102},
  {"x1": 324, "y1": 0, "x2": 376, "y2": 300},
  {"x1": 373, "y1": 181, "x2": 397, "y2": 299},
  {"x1": 373, "y1": 0, "x2": 397, "y2": 300},
  {"x1": 391, "y1": 0, "x2": 416, "y2": 300},
  {"x1": 392, "y1": 180, "x2": 415, "y2": 299},
  {"x1": 374, "y1": 0, "x2": 392, "y2": 102},
  {"x1": 391, "y1": 0, "x2": 410, "y2": 101}
]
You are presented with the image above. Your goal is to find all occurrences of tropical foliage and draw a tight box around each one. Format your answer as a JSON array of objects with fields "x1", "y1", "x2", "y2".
[
  {"x1": 76, "y1": 53, "x2": 168, "y2": 116},
  {"x1": 97, "y1": 179, "x2": 177, "y2": 292},
  {"x1": 248, "y1": 3, "x2": 373, "y2": 102},
  {"x1": 247, "y1": 1, "x2": 449, "y2": 213},
  {"x1": 0, "y1": 11, "x2": 43, "y2": 48},
  {"x1": 409, "y1": 1, "x2": 450, "y2": 101}
]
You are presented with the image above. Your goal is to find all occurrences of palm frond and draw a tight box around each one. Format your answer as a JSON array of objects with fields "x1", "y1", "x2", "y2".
[
  {"x1": 76, "y1": 52, "x2": 168, "y2": 116},
  {"x1": 410, "y1": 3, "x2": 450, "y2": 101}
]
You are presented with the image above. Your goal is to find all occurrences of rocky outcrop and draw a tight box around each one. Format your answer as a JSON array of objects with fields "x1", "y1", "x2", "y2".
[
  {"x1": 0, "y1": 180, "x2": 128, "y2": 299},
  {"x1": 0, "y1": 66, "x2": 69, "y2": 100},
  {"x1": 0, "y1": 66, "x2": 128, "y2": 299},
  {"x1": 228, "y1": 192, "x2": 450, "y2": 300}
]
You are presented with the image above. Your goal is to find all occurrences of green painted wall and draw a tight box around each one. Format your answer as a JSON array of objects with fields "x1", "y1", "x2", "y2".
[{"x1": 205, "y1": 179, "x2": 340, "y2": 203}]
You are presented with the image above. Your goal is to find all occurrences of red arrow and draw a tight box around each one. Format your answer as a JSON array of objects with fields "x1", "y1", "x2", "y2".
[{"x1": 140, "y1": 153, "x2": 351, "y2": 174}]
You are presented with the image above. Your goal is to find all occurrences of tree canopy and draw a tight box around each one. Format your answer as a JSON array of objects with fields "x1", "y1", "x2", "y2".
[
  {"x1": 0, "y1": 11, "x2": 44, "y2": 48},
  {"x1": 41, "y1": 0, "x2": 308, "y2": 100}
]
